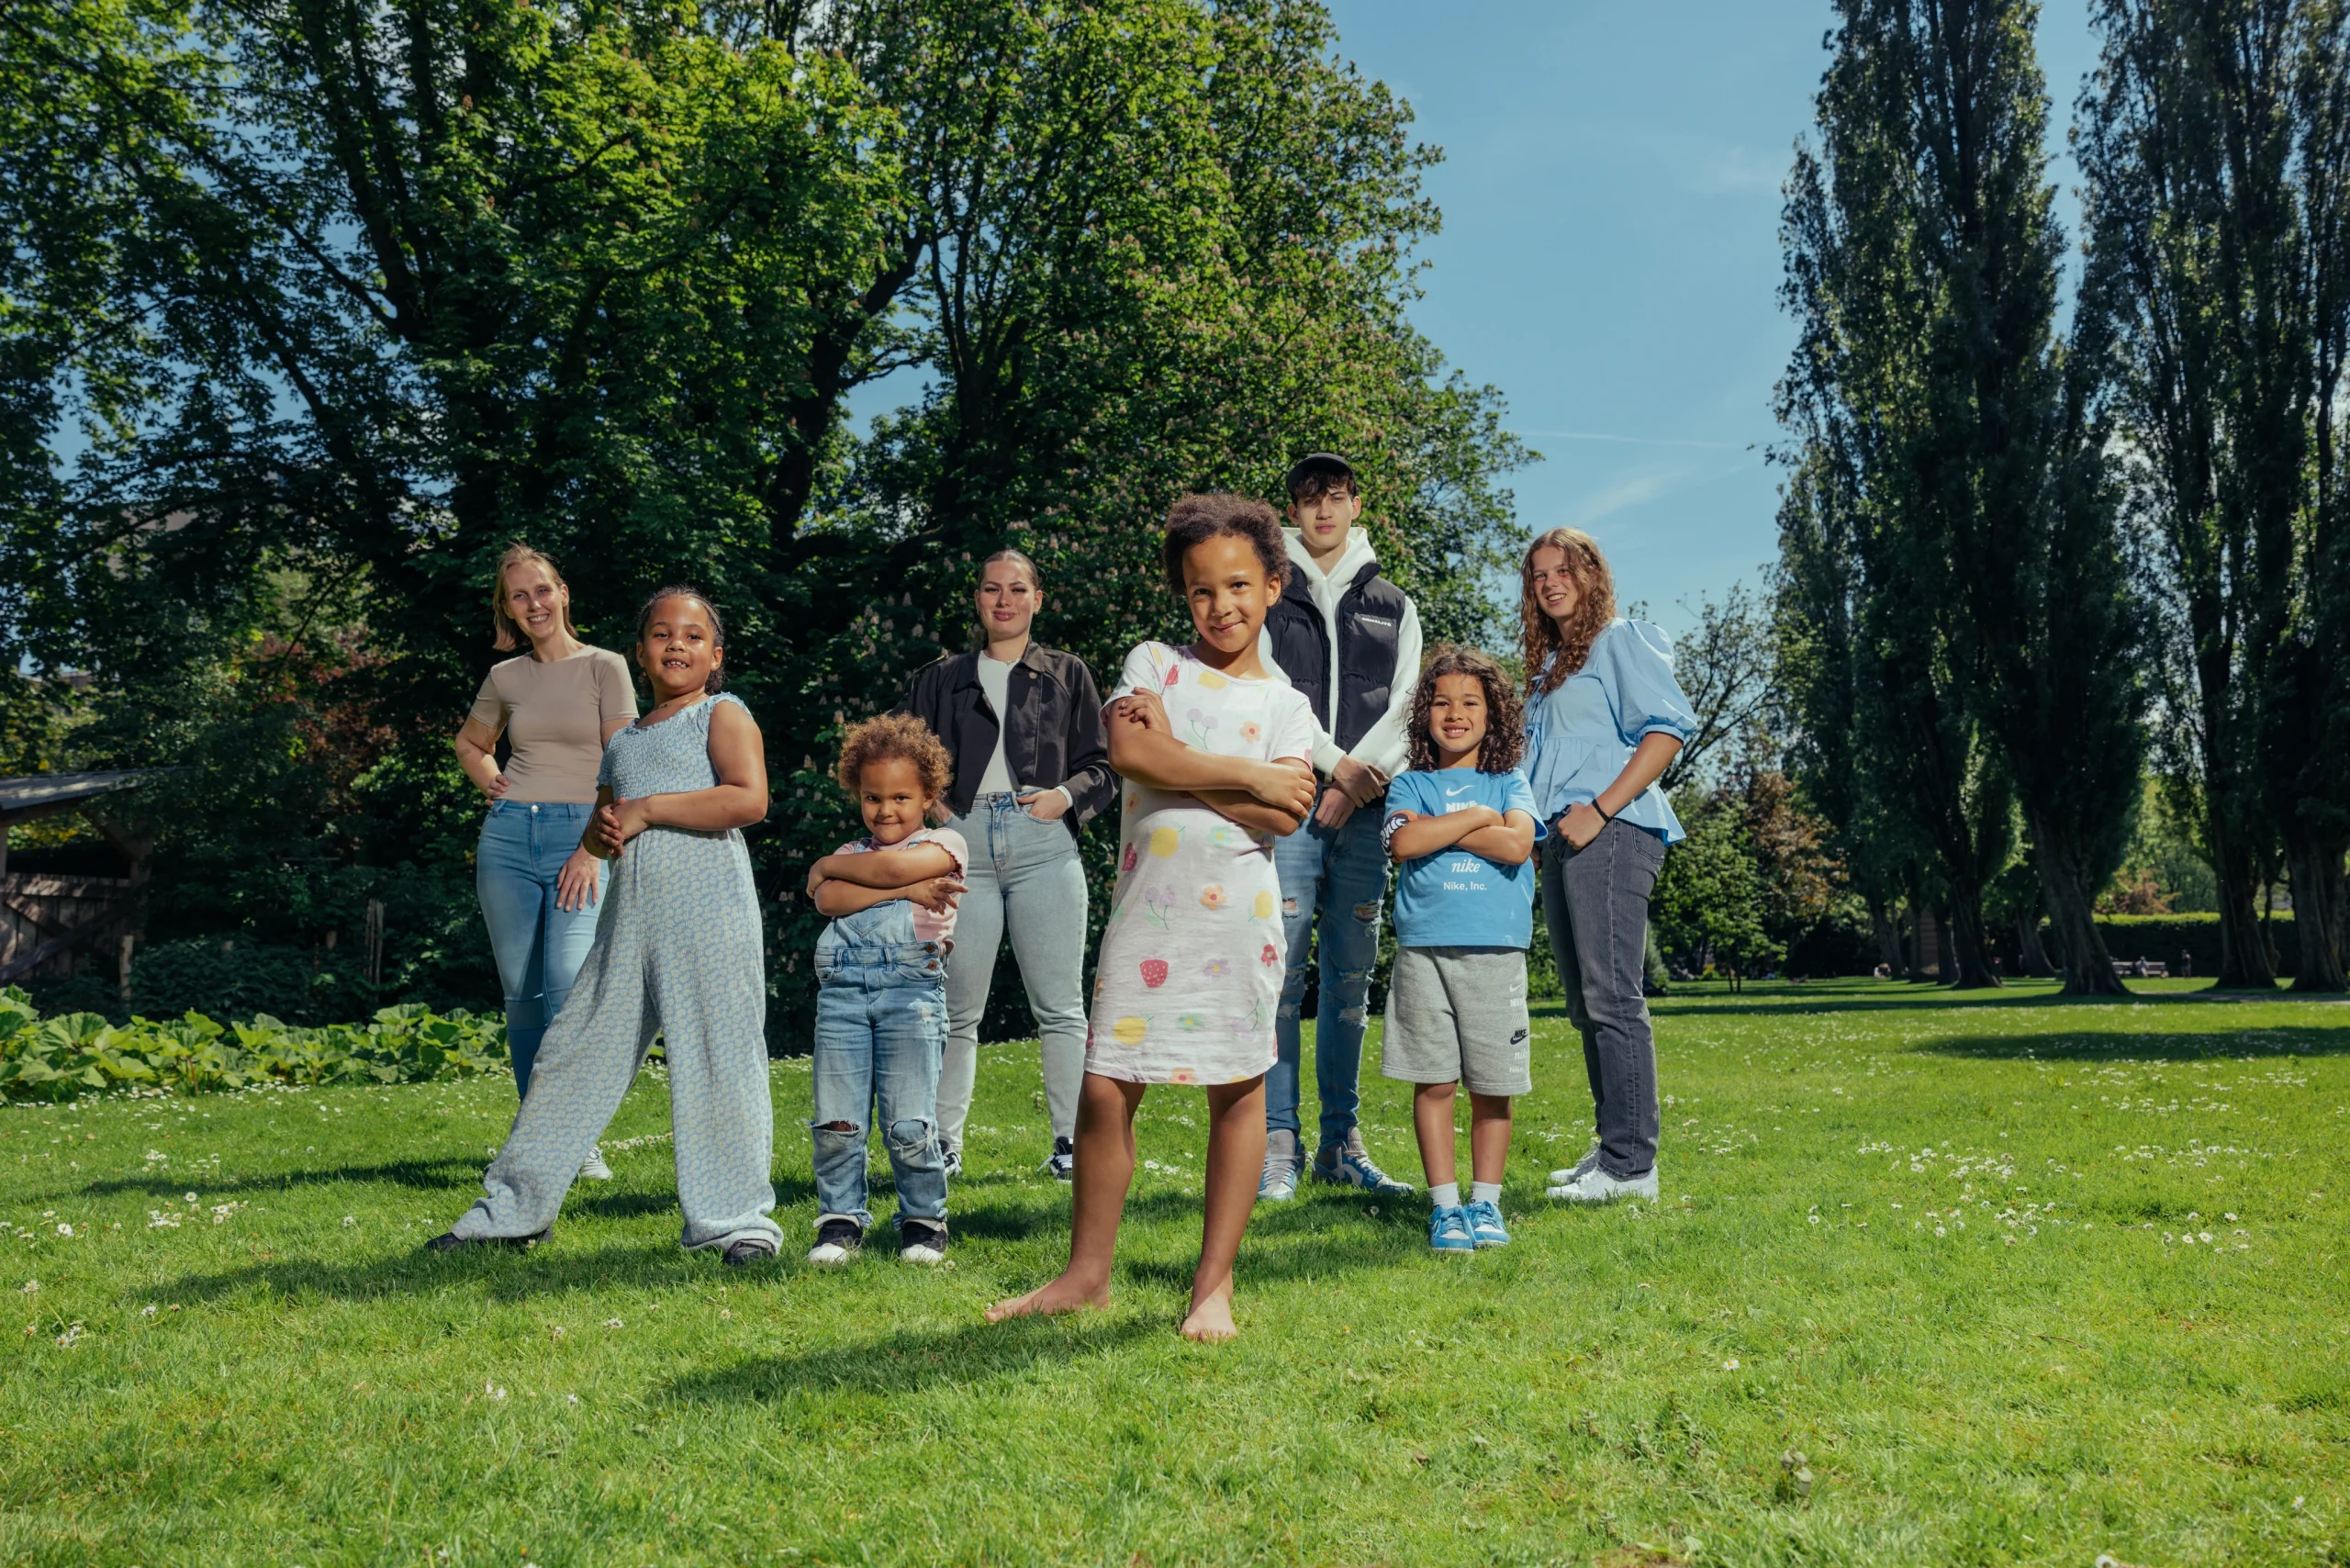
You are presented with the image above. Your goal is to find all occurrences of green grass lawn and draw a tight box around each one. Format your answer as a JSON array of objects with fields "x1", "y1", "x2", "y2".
[{"x1": 2, "y1": 979, "x2": 2344, "y2": 1567}]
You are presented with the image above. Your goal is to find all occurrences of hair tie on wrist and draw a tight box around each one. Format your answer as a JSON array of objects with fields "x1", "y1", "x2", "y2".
[{"x1": 1593, "y1": 801, "x2": 1614, "y2": 823}]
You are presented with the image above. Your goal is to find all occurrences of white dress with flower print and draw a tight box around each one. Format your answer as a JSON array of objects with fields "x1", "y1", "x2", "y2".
[{"x1": 1087, "y1": 641, "x2": 1318, "y2": 1086}]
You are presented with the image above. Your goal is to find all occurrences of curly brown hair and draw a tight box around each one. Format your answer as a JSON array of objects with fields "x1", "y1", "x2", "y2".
[
  {"x1": 1161, "y1": 491, "x2": 1287, "y2": 596},
  {"x1": 835, "y1": 712, "x2": 952, "y2": 803},
  {"x1": 1407, "y1": 646, "x2": 1526, "y2": 774},
  {"x1": 1518, "y1": 527, "x2": 1618, "y2": 696}
]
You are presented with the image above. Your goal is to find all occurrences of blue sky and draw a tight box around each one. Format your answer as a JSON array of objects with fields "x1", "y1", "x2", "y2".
[{"x1": 1317, "y1": 0, "x2": 2102, "y2": 634}]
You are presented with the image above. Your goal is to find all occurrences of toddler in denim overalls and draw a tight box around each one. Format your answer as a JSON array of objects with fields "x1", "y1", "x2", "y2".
[{"x1": 803, "y1": 715, "x2": 969, "y2": 1265}]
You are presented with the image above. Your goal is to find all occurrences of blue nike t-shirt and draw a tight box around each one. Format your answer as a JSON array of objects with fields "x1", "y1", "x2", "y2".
[{"x1": 1382, "y1": 767, "x2": 1544, "y2": 949}]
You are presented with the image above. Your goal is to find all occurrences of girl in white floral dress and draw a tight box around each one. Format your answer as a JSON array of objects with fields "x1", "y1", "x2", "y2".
[{"x1": 989, "y1": 493, "x2": 1318, "y2": 1341}]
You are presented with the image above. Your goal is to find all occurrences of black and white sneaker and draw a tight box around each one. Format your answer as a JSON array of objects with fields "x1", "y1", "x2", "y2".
[
  {"x1": 1043, "y1": 1137, "x2": 1076, "y2": 1182},
  {"x1": 898, "y1": 1218, "x2": 949, "y2": 1265},
  {"x1": 422, "y1": 1227, "x2": 546, "y2": 1253},
  {"x1": 722, "y1": 1238, "x2": 777, "y2": 1268},
  {"x1": 940, "y1": 1137, "x2": 963, "y2": 1181},
  {"x1": 805, "y1": 1215, "x2": 863, "y2": 1266}
]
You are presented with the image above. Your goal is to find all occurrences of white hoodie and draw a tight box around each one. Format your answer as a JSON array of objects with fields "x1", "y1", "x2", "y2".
[{"x1": 1257, "y1": 525, "x2": 1422, "y2": 780}]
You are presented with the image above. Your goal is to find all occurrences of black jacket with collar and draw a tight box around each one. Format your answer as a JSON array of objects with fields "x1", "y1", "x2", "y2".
[{"x1": 894, "y1": 643, "x2": 1116, "y2": 833}]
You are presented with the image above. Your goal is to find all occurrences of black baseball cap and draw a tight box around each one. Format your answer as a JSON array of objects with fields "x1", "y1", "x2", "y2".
[{"x1": 1284, "y1": 452, "x2": 1356, "y2": 498}]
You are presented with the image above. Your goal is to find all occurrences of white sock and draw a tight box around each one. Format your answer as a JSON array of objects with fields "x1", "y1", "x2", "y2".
[
  {"x1": 1428, "y1": 1182, "x2": 1460, "y2": 1209},
  {"x1": 1472, "y1": 1182, "x2": 1503, "y2": 1206}
]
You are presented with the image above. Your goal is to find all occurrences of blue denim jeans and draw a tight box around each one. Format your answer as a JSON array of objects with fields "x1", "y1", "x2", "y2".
[
  {"x1": 1269, "y1": 805, "x2": 1390, "y2": 1147},
  {"x1": 938, "y1": 794, "x2": 1091, "y2": 1147},
  {"x1": 476, "y1": 800, "x2": 604, "y2": 1097},
  {"x1": 811, "y1": 901, "x2": 950, "y2": 1230}
]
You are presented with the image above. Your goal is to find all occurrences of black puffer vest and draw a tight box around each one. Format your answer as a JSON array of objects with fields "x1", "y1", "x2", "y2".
[{"x1": 1264, "y1": 559, "x2": 1407, "y2": 755}]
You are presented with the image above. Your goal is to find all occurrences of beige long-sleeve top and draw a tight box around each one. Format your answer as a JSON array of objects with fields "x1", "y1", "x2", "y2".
[{"x1": 466, "y1": 646, "x2": 638, "y2": 803}]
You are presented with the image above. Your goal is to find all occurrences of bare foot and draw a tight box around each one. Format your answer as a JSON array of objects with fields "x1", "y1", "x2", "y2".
[
  {"x1": 985, "y1": 1272, "x2": 1111, "y2": 1323},
  {"x1": 1179, "y1": 1286, "x2": 1237, "y2": 1343}
]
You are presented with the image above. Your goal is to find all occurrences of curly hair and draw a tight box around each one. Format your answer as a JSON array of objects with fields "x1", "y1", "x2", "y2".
[
  {"x1": 1161, "y1": 492, "x2": 1287, "y2": 596},
  {"x1": 1518, "y1": 527, "x2": 1617, "y2": 696},
  {"x1": 488, "y1": 542, "x2": 577, "y2": 652},
  {"x1": 835, "y1": 712, "x2": 953, "y2": 802},
  {"x1": 1407, "y1": 646, "x2": 1527, "y2": 774},
  {"x1": 636, "y1": 586, "x2": 729, "y2": 694}
]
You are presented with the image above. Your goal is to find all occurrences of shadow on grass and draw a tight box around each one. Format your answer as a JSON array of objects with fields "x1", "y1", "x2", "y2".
[
  {"x1": 153, "y1": 1238, "x2": 785, "y2": 1307},
  {"x1": 661, "y1": 1315, "x2": 1156, "y2": 1406},
  {"x1": 77, "y1": 1155, "x2": 492, "y2": 1201},
  {"x1": 1922, "y1": 1025, "x2": 2350, "y2": 1061},
  {"x1": 1615, "y1": 984, "x2": 2304, "y2": 1020}
]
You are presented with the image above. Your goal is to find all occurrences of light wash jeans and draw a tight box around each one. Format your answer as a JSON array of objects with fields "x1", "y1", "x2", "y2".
[
  {"x1": 1270, "y1": 805, "x2": 1389, "y2": 1148},
  {"x1": 811, "y1": 900, "x2": 950, "y2": 1232},
  {"x1": 1539, "y1": 820, "x2": 1668, "y2": 1178},
  {"x1": 476, "y1": 799, "x2": 604, "y2": 1096},
  {"x1": 938, "y1": 794, "x2": 1091, "y2": 1147}
]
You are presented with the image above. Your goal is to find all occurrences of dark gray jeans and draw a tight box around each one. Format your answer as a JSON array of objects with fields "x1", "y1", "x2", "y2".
[{"x1": 1539, "y1": 820, "x2": 1668, "y2": 1178}]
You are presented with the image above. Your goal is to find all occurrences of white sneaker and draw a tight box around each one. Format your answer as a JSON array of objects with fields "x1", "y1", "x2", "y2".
[
  {"x1": 898, "y1": 1219, "x2": 948, "y2": 1265},
  {"x1": 1258, "y1": 1128, "x2": 1302, "y2": 1202},
  {"x1": 1547, "y1": 1148, "x2": 1601, "y2": 1186},
  {"x1": 579, "y1": 1146, "x2": 613, "y2": 1182},
  {"x1": 1547, "y1": 1165, "x2": 1659, "y2": 1204},
  {"x1": 806, "y1": 1215, "x2": 863, "y2": 1265}
]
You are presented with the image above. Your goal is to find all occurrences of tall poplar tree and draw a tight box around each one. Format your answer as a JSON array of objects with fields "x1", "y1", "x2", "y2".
[
  {"x1": 1781, "y1": 0, "x2": 2141, "y2": 992},
  {"x1": 2077, "y1": 0, "x2": 2350, "y2": 989}
]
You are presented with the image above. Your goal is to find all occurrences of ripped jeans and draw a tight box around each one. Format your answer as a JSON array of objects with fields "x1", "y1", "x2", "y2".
[
  {"x1": 1269, "y1": 804, "x2": 1390, "y2": 1147},
  {"x1": 811, "y1": 901, "x2": 949, "y2": 1231}
]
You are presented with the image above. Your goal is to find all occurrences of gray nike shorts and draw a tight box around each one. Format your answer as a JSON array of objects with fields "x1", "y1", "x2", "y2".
[{"x1": 1380, "y1": 946, "x2": 1532, "y2": 1096}]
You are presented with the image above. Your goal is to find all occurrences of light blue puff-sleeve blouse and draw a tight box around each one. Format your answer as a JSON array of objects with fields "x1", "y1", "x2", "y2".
[{"x1": 1521, "y1": 618, "x2": 1698, "y2": 845}]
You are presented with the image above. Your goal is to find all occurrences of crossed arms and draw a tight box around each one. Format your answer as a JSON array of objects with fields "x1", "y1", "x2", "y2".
[
  {"x1": 1103, "y1": 691, "x2": 1315, "y2": 836},
  {"x1": 805, "y1": 840, "x2": 965, "y2": 919},
  {"x1": 1386, "y1": 804, "x2": 1537, "y2": 867}
]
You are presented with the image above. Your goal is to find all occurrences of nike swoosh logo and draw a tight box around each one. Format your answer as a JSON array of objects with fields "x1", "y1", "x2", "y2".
[{"x1": 1445, "y1": 784, "x2": 1474, "y2": 796}]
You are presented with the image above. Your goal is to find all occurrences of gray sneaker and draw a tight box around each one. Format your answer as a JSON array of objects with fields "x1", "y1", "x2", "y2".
[
  {"x1": 1547, "y1": 1164, "x2": 1660, "y2": 1204},
  {"x1": 1312, "y1": 1128, "x2": 1414, "y2": 1197},
  {"x1": 579, "y1": 1146, "x2": 613, "y2": 1182},
  {"x1": 1547, "y1": 1147, "x2": 1602, "y2": 1187},
  {"x1": 1258, "y1": 1128, "x2": 1303, "y2": 1202}
]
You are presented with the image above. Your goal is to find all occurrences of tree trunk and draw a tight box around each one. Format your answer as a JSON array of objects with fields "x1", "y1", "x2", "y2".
[
  {"x1": 2210, "y1": 822, "x2": 2279, "y2": 989},
  {"x1": 2285, "y1": 830, "x2": 2348, "y2": 991},
  {"x1": 2017, "y1": 913, "x2": 2056, "y2": 978},
  {"x1": 2028, "y1": 811, "x2": 2128, "y2": 995},
  {"x1": 1942, "y1": 893, "x2": 2005, "y2": 990}
]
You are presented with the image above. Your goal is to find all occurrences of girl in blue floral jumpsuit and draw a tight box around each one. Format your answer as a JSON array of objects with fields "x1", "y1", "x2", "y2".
[{"x1": 430, "y1": 588, "x2": 785, "y2": 1265}]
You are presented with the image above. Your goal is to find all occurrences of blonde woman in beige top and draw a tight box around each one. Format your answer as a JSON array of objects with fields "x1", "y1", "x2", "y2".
[{"x1": 453, "y1": 545, "x2": 636, "y2": 1178}]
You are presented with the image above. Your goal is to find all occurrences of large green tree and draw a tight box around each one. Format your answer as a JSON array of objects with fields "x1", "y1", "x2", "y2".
[{"x1": 3, "y1": 0, "x2": 1528, "y2": 1030}]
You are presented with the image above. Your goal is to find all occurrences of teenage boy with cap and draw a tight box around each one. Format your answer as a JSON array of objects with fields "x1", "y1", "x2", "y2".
[{"x1": 1256, "y1": 454, "x2": 1422, "y2": 1201}]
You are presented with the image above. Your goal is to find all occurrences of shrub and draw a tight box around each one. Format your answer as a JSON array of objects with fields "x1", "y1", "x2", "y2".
[
  {"x1": 2092, "y1": 913, "x2": 2298, "y2": 980},
  {"x1": 0, "y1": 988, "x2": 508, "y2": 1103}
]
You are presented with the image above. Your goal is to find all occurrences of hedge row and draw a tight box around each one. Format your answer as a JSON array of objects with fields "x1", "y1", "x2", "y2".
[
  {"x1": 2093, "y1": 913, "x2": 2299, "y2": 978},
  {"x1": 0, "y1": 988, "x2": 509, "y2": 1103}
]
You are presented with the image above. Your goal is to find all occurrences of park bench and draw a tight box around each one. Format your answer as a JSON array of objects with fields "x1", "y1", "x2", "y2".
[{"x1": 2111, "y1": 958, "x2": 2169, "y2": 979}]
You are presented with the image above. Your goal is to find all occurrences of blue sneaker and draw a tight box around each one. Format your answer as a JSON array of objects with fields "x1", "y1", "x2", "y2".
[
  {"x1": 1428, "y1": 1205, "x2": 1475, "y2": 1254},
  {"x1": 1462, "y1": 1199, "x2": 1511, "y2": 1248},
  {"x1": 1312, "y1": 1129, "x2": 1414, "y2": 1197}
]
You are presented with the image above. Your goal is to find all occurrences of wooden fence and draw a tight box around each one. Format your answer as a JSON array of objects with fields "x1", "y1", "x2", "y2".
[{"x1": 0, "y1": 873, "x2": 140, "y2": 989}]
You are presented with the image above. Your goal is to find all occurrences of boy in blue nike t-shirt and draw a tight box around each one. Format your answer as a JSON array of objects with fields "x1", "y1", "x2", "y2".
[{"x1": 1381, "y1": 648, "x2": 1544, "y2": 1252}]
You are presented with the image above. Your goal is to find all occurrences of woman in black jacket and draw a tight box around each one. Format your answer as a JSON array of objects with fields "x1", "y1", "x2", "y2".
[{"x1": 896, "y1": 549, "x2": 1115, "y2": 1181}]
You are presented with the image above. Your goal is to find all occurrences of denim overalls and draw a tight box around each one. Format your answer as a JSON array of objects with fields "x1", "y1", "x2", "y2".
[{"x1": 811, "y1": 899, "x2": 950, "y2": 1232}]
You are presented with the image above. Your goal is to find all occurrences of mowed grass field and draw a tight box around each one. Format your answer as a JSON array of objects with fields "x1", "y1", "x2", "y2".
[{"x1": 1, "y1": 980, "x2": 2344, "y2": 1567}]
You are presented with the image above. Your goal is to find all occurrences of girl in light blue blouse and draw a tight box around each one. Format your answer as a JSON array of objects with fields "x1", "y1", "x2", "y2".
[{"x1": 1517, "y1": 528, "x2": 1695, "y2": 1204}]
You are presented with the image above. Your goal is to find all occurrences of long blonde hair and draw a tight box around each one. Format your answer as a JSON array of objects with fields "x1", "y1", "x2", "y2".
[
  {"x1": 488, "y1": 543, "x2": 577, "y2": 652},
  {"x1": 1518, "y1": 527, "x2": 1617, "y2": 695}
]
